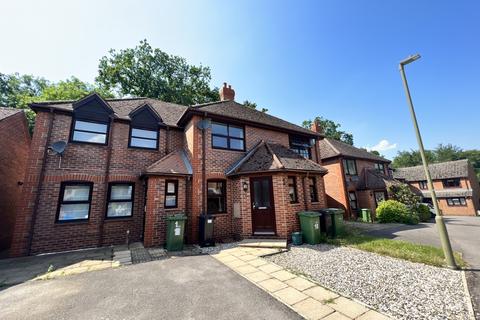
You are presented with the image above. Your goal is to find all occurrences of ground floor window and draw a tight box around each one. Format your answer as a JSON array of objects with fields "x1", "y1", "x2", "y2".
[
  {"x1": 446, "y1": 197, "x2": 466, "y2": 206},
  {"x1": 57, "y1": 182, "x2": 93, "y2": 222},
  {"x1": 348, "y1": 191, "x2": 358, "y2": 210},
  {"x1": 107, "y1": 183, "x2": 134, "y2": 218},
  {"x1": 308, "y1": 177, "x2": 318, "y2": 203},
  {"x1": 207, "y1": 180, "x2": 226, "y2": 213},
  {"x1": 165, "y1": 180, "x2": 178, "y2": 208},
  {"x1": 374, "y1": 191, "x2": 386, "y2": 206},
  {"x1": 288, "y1": 176, "x2": 298, "y2": 203}
]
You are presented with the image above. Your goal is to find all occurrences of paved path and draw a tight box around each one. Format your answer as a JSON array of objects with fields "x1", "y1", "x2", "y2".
[
  {"x1": 351, "y1": 216, "x2": 480, "y2": 319},
  {"x1": 211, "y1": 246, "x2": 391, "y2": 320},
  {"x1": 0, "y1": 255, "x2": 300, "y2": 320}
]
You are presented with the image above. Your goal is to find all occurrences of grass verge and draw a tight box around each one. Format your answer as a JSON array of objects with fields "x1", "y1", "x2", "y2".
[{"x1": 324, "y1": 228, "x2": 467, "y2": 268}]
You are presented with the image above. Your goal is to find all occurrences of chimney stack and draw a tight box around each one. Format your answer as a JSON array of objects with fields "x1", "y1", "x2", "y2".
[
  {"x1": 311, "y1": 119, "x2": 324, "y2": 134},
  {"x1": 219, "y1": 82, "x2": 235, "y2": 101}
]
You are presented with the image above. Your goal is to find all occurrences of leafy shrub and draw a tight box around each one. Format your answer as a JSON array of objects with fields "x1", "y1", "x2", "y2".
[
  {"x1": 416, "y1": 204, "x2": 432, "y2": 222},
  {"x1": 376, "y1": 200, "x2": 419, "y2": 224}
]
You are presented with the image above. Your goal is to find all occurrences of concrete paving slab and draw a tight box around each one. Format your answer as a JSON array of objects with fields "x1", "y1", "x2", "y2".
[
  {"x1": 258, "y1": 278, "x2": 289, "y2": 293},
  {"x1": 271, "y1": 270, "x2": 297, "y2": 281},
  {"x1": 292, "y1": 298, "x2": 335, "y2": 320},
  {"x1": 285, "y1": 277, "x2": 316, "y2": 291},
  {"x1": 330, "y1": 297, "x2": 369, "y2": 319},
  {"x1": 274, "y1": 287, "x2": 309, "y2": 305},
  {"x1": 303, "y1": 286, "x2": 339, "y2": 302}
]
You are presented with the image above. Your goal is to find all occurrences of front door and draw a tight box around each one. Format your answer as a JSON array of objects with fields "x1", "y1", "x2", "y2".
[{"x1": 250, "y1": 176, "x2": 276, "y2": 235}]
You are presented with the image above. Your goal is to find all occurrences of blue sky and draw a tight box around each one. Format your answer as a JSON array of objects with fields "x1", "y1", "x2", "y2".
[{"x1": 0, "y1": 0, "x2": 478, "y2": 159}]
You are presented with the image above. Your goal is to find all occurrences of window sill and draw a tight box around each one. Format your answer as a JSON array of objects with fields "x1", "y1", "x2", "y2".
[
  {"x1": 105, "y1": 217, "x2": 134, "y2": 221},
  {"x1": 55, "y1": 220, "x2": 89, "y2": 225},
  {"x1": 128, "y1": 147, "x2": 159, "y2": 152},
  {"x1": 210, "y1": 213, "x2": 229, "y2": 216}
]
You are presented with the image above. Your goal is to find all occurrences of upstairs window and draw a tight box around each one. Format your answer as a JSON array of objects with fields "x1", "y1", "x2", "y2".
[
  {"x1": 290, "y1": 135, "x2": 312, "y2": 159},
  {"x1": 447, "y1": 197, "x2": 466, "y2": 206},
  {"x1": 207, "y1": 180, "x2": 226, "y2": 214},
  {"x1": 419, "y1": 180, "x2": 428, "y2": 190},
  {"x1": 343, "y1": 159, "x2": 358, "y2": 176},
  {"x1": 211, "y1": 122, "x2": 245, "y2": 151},
  {"x1": 129, "y1": 128, "x2": 158, "y2": 149},
  {"x1": 288, "y1": 176, "x2": 298, "y2": 203},
  {"x1": 348, "y1": 191, "x2": 358, "y2": 210},
  {"x1": 107, "y1": 183, "x2": 134, "y2": 218},
  {"x1": 374, "y1": 163, "x2": 385, "y2": 173},
  {"x1": 443, "y1": 178, "x2": 461, "y2": 188},
  {"x1": 164, "y1": 180, "x2": 178, "y2": 208},
  {"x1": 57, "y1": 182, "x2": 92, "y2": 222},
  {"x1": 308, "y1": 177, "x2": 318, "y2": 203},
  {"x1": 71, "y1": 119, "x2": 108, "y2": 144}
]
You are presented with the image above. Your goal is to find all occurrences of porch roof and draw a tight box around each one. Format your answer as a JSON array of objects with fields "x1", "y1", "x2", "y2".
[
  {"x1": 144, "y1": 150, "x2": 192, "y2": 176},
  {"x1": 226, "y1": 140, "x2": 328, "y2": 176},
  {"x1": 357, "y1": 168, "x2": 402, "y2": 190}
]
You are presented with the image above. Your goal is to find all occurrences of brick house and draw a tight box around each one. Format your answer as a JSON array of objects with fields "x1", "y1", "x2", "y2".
[
  {"x1": 0, "y1": 108, "x2": 31, "y2": 252},
  {"x1": 10, "y1": 84, "x2": 328, "y2": 256},
  {"x1": 318, "y1": 138, "x2": 396, "y2": 219},
  {"x1": 393, "y1": 159, "x2": 480, "y2": 216}
]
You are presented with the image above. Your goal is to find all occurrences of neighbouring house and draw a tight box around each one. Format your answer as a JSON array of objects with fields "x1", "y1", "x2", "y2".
[
  {"x1": 10, "y1": 83, "x2": 329, "y2": 256},
  {"x1": 393, "y1": 159, "x2": 480, "y2": 216},
  {"x1": 0, "y1": 107, "x2": 31, "y2": 252},
  {"x1": 318, "y1": 138, "x2": 396, "y2": 219}
]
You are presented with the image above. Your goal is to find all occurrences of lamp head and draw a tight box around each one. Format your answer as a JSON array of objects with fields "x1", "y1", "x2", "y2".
[{"x1": 400, "y1": 54, "x2": 421, "y2": 66}]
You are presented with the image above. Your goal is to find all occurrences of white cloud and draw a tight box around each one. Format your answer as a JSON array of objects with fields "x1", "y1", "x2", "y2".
[{"x1": 366, "y1": 139, "x2": 397, "y2": 152}]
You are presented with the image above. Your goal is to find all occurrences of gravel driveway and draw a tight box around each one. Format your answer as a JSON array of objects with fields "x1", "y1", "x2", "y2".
[{"x1": 267, "y1": 244, "x2": 471, "y2": 320}]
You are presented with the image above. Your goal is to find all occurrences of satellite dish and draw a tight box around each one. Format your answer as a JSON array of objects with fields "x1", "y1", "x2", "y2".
[
  {"x1": 50, "y1": 141, "x2": 67, "y2": 155},
  {"x1": 196, "y1": 119, "x2": 211, "y2": 130}
]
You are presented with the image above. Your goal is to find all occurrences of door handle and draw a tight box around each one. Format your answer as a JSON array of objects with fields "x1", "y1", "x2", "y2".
[{"x1": 258, "y1": 207, "x2": 267, "y2": 210}]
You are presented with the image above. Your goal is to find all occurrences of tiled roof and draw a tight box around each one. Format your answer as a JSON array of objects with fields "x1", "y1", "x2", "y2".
[
  {"x1": 192, "y1": 100, "x2": 319, "y2": 137},
  {"x1": 357, "y1": 169, "x2": 402, "y2": 190},
  {"x1": 319, "y1": 138, "x2": 391, "y2": 163},
  {"x1": 31, "y1": 97, "x2": 188, "y2": 128},
  {"x1": 226, "y1": 140, "x2": 327, "y2": 176},
  {"x1": 393, "y1": 159, "x2": 470, "y2": 182},
  {"x1": 420, "y1": 189, "x2": 473, "y2": 198},
  {"x1": 0, "y1": 107, "x2": 22, "y2": 121},
  {"x1": 144, "y1": 150, "x2": 192, "y2": 176}
]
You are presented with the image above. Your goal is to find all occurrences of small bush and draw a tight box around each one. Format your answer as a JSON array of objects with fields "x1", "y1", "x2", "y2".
[
  {"x1": 376, "y1": 200, "x2": 419, "y2": 224},
  {"x1": 416, "y1": 204, "x2": 431, "y2": 222}
]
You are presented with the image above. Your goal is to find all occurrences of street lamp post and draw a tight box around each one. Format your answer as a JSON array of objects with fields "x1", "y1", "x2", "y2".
[{"x1": 398, "y1": 54, "x2": 458, "y2": 270}]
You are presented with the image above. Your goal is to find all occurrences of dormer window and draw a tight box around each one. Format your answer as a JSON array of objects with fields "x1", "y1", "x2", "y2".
[
  {"x1": 289, "y1": 135, "x2": 312, "y2": 159},
  {"x1": 71, "y1": 119, "x2": 109, "y2": 145},
  {"x1": 129, "y1": 128, "x2": 158, "y2": 149},
  {"x1": 128, "y1": 103, "x2": 162, "y2": 150}
]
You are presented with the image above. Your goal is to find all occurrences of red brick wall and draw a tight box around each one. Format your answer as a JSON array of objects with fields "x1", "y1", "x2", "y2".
[{"x1": 0, "y1": 111, "x2": 30, "y2": 250}]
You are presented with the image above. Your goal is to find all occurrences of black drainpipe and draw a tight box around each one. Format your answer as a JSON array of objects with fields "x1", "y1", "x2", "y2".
[
  {"x1": 27, "y1": 109, "x2": 55, "y2": 255},
  {"x1": 201, "y1": 112, "x2": 207, "y2": 213},
  {"x1": 98, "y1": 116, "x2": 115, "y2": 247}
]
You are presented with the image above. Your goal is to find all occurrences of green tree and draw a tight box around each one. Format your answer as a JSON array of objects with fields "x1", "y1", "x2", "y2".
[
  {"x1": 38, "y1": 77, "x2": 113, "y2": 101},
  {"x1": 391, "y1": 149, "x2": 436, "y2": 168},
  {"x1": 96, "y1": 39, "x2": 219, "y2": 105},
  {"x1": 243, "y1": 100, "x2": 268, "y2": 113},
  {"x1": 435, "y1": 144, "x2": 462, "y2": 162},
  {"x1": 302, "y1": 116, "x2": 354, "y2": 145}
]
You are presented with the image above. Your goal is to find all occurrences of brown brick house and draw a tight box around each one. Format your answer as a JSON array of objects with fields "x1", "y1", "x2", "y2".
[
  {"x1": 393, "y1": 159, "x2": 480, "y2": 216},
  {"x1": 318, "y1": 138, "x2": 396, "y2": 219},
  {"x1": 0, "y1": 108, "x2": 30, "y2": 252},
  {"x1": 10, "y1": 84, "x2": 328, "y2": 256}
]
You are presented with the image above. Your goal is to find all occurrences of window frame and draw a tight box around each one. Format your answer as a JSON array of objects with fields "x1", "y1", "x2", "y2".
[
  {"x1": 207, "y1": 179, "x2": 227, "y2": 214},
  {"x1": 69, "y1": 118, "x2": 110, "y2": 146},
  {"x1": 289, "y1": 135, "x2": 312, "y2": 159},
  {"x1": 419, "y1": 180, "x2": 428, "y2": 190},
  {"x1": 343, "y1": 159, "x2": 358, "y2": 176},
  {"x1": 164, "y1": 180, "x2": 178, "y2": 209},
  {"x1": 211, "y1": 121, "x2": 245, "y2": 151},
  {"x1": 56, "y1": 181, "x2": 93, "y2": 223},
  {"x1": 105, "y1": 182, "x2": 135, "y2": 219},
  {"x1": 446, "y1": 197, "x2": 467, "y2": 206},
  {"x1": 308, "y1": 177, "x2": 319, "y2": 203},
  {"x1": 128, "y1": 126, "x2": 159, "y2": 150},
  {"x1": 348, "y1": 191, "x2": 358, "y2": 210},
  {"x1": 442, "y1": 178, "x2": 461, "y2": 188},
  {"x1": 287, "y1": 176, "x2": 298, "y2": 204},
  {"x1": 374, "y1": 163, "x2": 385, "y2": 173}
]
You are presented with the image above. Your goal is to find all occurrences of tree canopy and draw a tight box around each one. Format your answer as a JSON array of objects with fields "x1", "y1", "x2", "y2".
[
  {"x1": 96, "y1": 40, "x2": 219, "y2": 105},
  {"x1": 243, "y1": 100, "x2": 268, "y2": 113},
  {"x1": 392, "y1": 144, "x2": 480, "y2": 180},
  {"x1": 302, "y1": 116, "x2": 354, "y2": 145}
]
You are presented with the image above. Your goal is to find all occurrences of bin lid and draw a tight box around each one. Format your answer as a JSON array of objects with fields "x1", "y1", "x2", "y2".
[
  {"x1": 167, "y1": 213, "x2": 188, "y2": 221},
  {"x1": 317, "y1": 208, "x2": 345, "y2": 215},
  {"x1": 360, "y1": 208, "x2": 371, "y2": 213},
  {"x1": 298, "y1": 211, "x2": 322, "y2": 217}
]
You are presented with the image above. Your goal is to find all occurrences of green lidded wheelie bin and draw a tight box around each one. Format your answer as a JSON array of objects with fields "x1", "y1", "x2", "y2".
[
  {"x1": 360, "y1": 208, "x2": 372, "y2": 223},
  {"x1": 297, "y1": 211, "x2": 322, "y2": 245},
  {"x1": 318, "y1": 208, "x2": 345, "y2": 238},
  {"x1": 166, "y1": 213, "x2": 187, "y2": 251}
]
